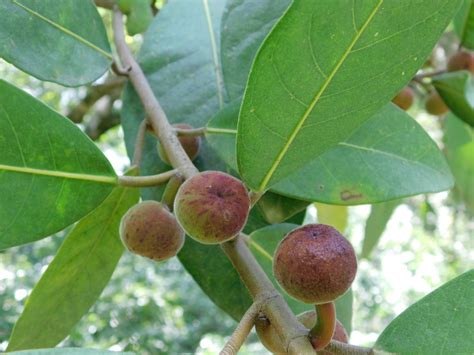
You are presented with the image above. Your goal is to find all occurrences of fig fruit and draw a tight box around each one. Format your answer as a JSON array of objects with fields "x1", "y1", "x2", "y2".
[
  {"x1": 174, "y1": 171, "x2": 250, "y2": 244},
  {"x1": 273, "y1": 224, "x2": 357, "y2": 304},
  {"x1": 392, "y1": 86, "x2": 414, "y2": 111},
  {"x1": 255, "y1": 310, "x2": 348, "y2": 354},
  {"x1": 425, "y1": 91, "x2": 448, "y2": 116},
  {"x1": 158, "y1": 124, "x2": 201, "y2": 165},
  {"x1": 447, "y1": 51, "x2": 474, "y2": 74},
  {"x1": 120, "y1": 201, "x2": 185, "y2": 261}
]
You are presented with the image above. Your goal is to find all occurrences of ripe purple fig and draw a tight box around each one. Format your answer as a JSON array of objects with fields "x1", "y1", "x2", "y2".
[
  {"x1": 120, "y1": 201, "x2": 185, "y2": 261},
  {"x1": 447, "y1": 51, "x2": 474, "y2": 74},
  {"x1": 158, "y1": 123, "x2": 201, "y2": 165},
  {"x1": 174, "y1": 171, "x2": 250, "y2": 244},
  {"x1": 256, "y1": 310, "x2": 348, "y2": 354},
  {"x1": 392, "y1": 86, "x2": 414, "y2": 111},
  {"x1": 273, "y1": 224, "x2": 357, "y2": 304}
]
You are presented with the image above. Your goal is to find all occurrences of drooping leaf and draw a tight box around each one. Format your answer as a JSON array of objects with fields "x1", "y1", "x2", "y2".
[
  {"x1": 9, "y1": 349, "x2": 133, "y2": 355},
  {"x1": 220, "y1": 0, "x2": 291, "y2": 100},
  {"x1": 236, "y1": 0, "x2": 462, "y2": 191},
  {"x1": 361, "y1": 200, "x2": 401, "y2": 259},
  {"x1": 7, "y1": 171, "x2": 140, "y2": 351},
  {"x1": 454, "y1": 0, "x2": 474, "y2": 50},
  {"x1": 375, "y1": 269, "x2": 474, "y2": 354},
  {"x1": 207, "y1": 103, "x2": 454, "y2": 205},
  {"x1": 257, "y1": 192, "x2": 309, "y2": 224},
  {"x1": 0, "y1": 0, "x2": 111, "y2": 86},
  {"x1": 314, "y1": 203, "x2": 349, "y2": 233},
  {"x1": 444, "y1": 113, "x2": 474, "y2": 213},
  {"x1": 247, "y1": 224, "x2": 311, "y2": 315},
  {"x1": 433, "y1": 71, "x2": 474, "y2": 127},
  {"x1": 0, "y1": 80, "x2": 116, "y2": 250}
]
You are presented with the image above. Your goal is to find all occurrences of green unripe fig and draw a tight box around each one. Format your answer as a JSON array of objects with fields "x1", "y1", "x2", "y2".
[
  {"x1": 255, "y1": 310, "x2": 348, "y2": 354},
  {"x1": 174, "y1": 171, "x2": 250, "y2": 244},
  {"x1": 447, "y1": 51, "x2": 474, "y2": 74},
  {"x1": 392, "y1": 86, "x2": 414, "y2": 111},
  {"x1": 425, "y1": 91, "x2": 448, "y2": 116},
  {"x1": 158, "y1": 124, "x2": 201, "y2": 165},
  {"x1": 273, "y1": 224, "x2": 357, "y2": 304},
  {"x1": 125, "y1": 0, "x2": 153, "y2": 35},
  {"x1": 120, "y1": 201, "x2": 185, "y2": 261},
  {"x1": 117, "y1": 0, "x2": 133, "y2": 14}
]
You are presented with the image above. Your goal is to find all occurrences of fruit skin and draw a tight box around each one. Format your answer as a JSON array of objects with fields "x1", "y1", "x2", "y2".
[
  {"x1": 120, "y1": 201, "x2": 185, "y2": 261},
  {"x1": 256, "y1": 310, "x2": 348, "y2": 354},
  {"x1": 174, "y1": 171, "x2": 250, "y2": 244},
  {"x1": 158, "y1": 124, "x2": 201, "y2": 165},
  {"x1": 392, "y1": 86, "x2": 414, "y2": 111},
  {"x1": 447, "y1": 51, "x2": 474, "y2": 74},
  {"x1": 425, "y1": 91, "x2": 448, "y2": 116},
  {"x1": 273, "y1": 224, "x2": 357, "y2": 304}
]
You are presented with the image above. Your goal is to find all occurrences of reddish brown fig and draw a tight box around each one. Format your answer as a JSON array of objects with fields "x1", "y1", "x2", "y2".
[
  {"x1": 273, "y1": 224, "x2": 357, "y2": 304},
  {"x1": 392, "y1": 86, "x2": 414, "y2": 111},
  {"x1": 120, "y1": 201, "x2": 185, "y2": 261},
  {"x1": 425, "y1": 91, "x2": 449, "y2": 116},
  {"x1": 158, "y1": 124, "x2": 201, "y2": 165},
  {"x1": 174, "y1": 171, "x2": 250, "y2": 244},
  {"x1": 447, "y1": 51, "x2": 474, "y2": 74},
  {"x1": 255, "y1": 310, "x2": 348, "y2": 354}
]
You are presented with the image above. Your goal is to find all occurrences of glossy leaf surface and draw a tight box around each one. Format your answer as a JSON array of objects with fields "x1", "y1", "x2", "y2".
[
  {"x1": 0, "y1": 80, "x2": 116, "y2": 250},
  {"x1": 7, "y1": 175, "x2": 140, "y2": 351},
  {"x1": 454, "y1": 0, "x2": 474, "y2": 50},
  {"x1": 208, "y1": 104, "x2": 453, "y2": 205},
  {"x1": 433, "y1": 71, "x2": 474, "y2": 127},
  {"x1": 0, "y1": 0, "x2": 111, "y2": 86},
  {"x1": 237, "y1": 0, "x2": 461, "y2": 191},
  {"x1": 375, "y1": 269, "x2": 474, "y2": 353}
]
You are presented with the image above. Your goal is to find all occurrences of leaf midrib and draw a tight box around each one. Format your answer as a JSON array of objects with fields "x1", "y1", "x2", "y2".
[
  {"x1": 0, "y1": 164, "x2": 117, "y2": 184},
  {"x1": 257, "y1": 0, "x2": 384, "y2": 192},
  {"x1": 12, "y1": 0, "x2": 112, "y2": 60}
]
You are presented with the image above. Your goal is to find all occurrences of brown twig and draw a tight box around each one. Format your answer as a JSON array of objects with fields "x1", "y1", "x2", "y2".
[{"x1": 414, "y1": 69, "x2": 446, "y2": 81}]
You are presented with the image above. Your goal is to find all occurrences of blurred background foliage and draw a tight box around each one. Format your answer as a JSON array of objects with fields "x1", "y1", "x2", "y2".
[{"x1": 0, "y1": 7, "x2": 473, "y2": 355}]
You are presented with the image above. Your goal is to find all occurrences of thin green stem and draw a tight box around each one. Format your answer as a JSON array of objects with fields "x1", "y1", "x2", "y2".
[{"x1": 118, "y1": 170, "x2": 177, "y2": 187}]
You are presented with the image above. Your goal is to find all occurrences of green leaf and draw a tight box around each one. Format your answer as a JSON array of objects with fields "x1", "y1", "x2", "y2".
[
  {"x1": 0, "y1": 0, "x2": 111, "y2": 87},
  {"x1": 454, "y1": 0, "x2": 474, "y2": 50},
  {"x1": 334, "y1": 288, "x2": 353, "y2": 336},
  {"x1": 444, "y1": 113, "x2": 474, "y2": 213},
  {"x1": 220, "y1": 0, "x2": 291, "y2": 100},
  {"x1": 361, "y1": 200, "x2": 401, "y2": 259},
  {"x1": 248, "y1": 224, "x2": 311, "y2": 315},
  {"x1": 208, "y1": 103, "x2": 454, "y2": 204},
  {"x1": 257, "y1": 192, "x2": 309, "y2": 224},
  {"x1": 314, "y1": 203, "x2": 349, "y2": 233},
  {"x1": 375, "y1": 269, "x2": 474, "y2": 354},
  {"x1": 237, "y1": 0, "x2": 462, "y2": 191},
  {"x1": 433, "y1": 71, "x2": 474, "y2": 127},
  {"x1": 0, "y1": 80, "x2": 116, "y2": 250},
  {"x1": 7, "y1": 173, "x2": 139, "y2": 351},
  {"x1": 9, "y1": 349, "x2": 133, "y2": 355}
]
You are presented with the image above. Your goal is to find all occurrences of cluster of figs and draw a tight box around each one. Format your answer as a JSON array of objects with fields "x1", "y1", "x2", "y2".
[
  {"x1": 120, "y1": 124, "x2": 358, "y2": 352},
  {"x1": 392, "y1": 50, "x2": 474, "y2": 114}
]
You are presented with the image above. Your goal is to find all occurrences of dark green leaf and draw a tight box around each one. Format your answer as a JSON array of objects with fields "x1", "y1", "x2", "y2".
[
  {"x1": 9, "y1": 349, "x2": 133, "y2": 355},
  {"x1": 207, "y1": 104, "x2": 454, "y2": 205},
  {"x1": 237, "y1": 0, "x2": 462, "y2": 191},
  {"x1": 257, "y1": 192, "x2": 309, "y2": 224},
  {"x1": 248, "y1": 224, "x2": 311, "y2": 315},
  {"x1": 375, "y1": 269, "x2": 474, "y2": 354},
  {"x1": 454, "y1": 0, "x2": 474, "y2": 50},
  {"x1": 0, "y1": 0, "x2": 111, "y2": 86},
  {"x1": 7, "y1": 174, "x2": 139, "y2": 351},
  {"x1": 444, "y1": 113, "x2": 474, "y2": 213},
  {"x1": 361, "y1": 200, "x2": 401, "y2": 259},
  {"x1": 433, "y1": 71, "x2": 474, "y2": 127},
  {"x1": 0, "y1": 80, "x2": 116, "y2": 250},
  {"x1": 220, "y1": 0, "x2": 291, "y2": 100}
]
